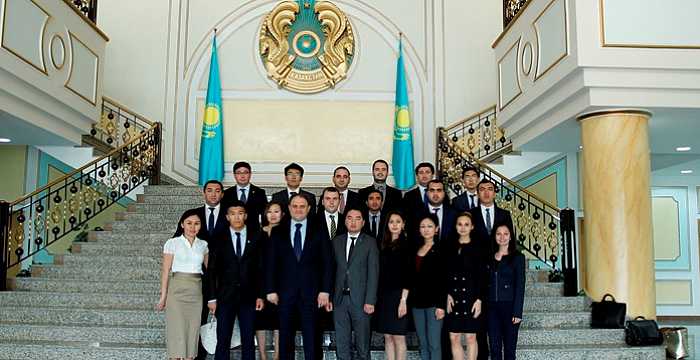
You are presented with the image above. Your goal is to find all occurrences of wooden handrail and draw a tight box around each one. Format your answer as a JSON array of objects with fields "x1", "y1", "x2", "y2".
[{"x1": 444, "y1": 104, "x2": 497, "y2": 132}]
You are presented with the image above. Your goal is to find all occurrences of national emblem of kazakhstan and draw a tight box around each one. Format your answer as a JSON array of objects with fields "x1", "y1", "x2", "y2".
[{"x1": 258, "y1": 0, "x2": 355, "y2": 93}]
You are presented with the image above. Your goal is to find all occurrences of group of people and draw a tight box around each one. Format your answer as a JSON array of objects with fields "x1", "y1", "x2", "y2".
[{"x1": 157, "y1": 160, "x2": 526, "y2": 360}]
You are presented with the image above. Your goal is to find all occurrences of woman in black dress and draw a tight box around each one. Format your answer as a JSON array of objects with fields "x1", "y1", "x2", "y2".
[
  {"x1": 375, "y1": 210, "x2": 413, "y2": 360},
  {"x1": 445, "y1": 212, "x2": 485, "y2": 360},
  {"x1": 256, "y1": 201, "x2": 284, "y2": 360}
]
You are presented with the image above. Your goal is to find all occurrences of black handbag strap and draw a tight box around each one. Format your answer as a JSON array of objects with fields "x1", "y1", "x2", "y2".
[
  {"x1": 602, "y1": 293, "x2": 616, "y2": 302},
  {"x1": 634, "y1": 316, "x2": 646, "y2": 320}
]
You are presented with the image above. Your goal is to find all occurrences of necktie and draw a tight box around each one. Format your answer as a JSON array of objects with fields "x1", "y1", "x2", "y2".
[
  {"x1": 375, "y1": 184, "x2": 386, "y2": 201},
  {"x1": 422, "y1": 189, "x2": 429, "y2": 205},
  {"x1": 240, "y1": 189, "x2": 247, "y2": 204},
  {"x1": 290, "y1": 191, "x2": 297, "y2": 199},
  {"x1": 330, "y1": 215, "x2": 337, "y2": 239},
  {"x1": 344, "y1": 236, "x2": 357, "y2": 291},
  {"x1": 208, "y1": 207, "x2": 215, "y2": 234},
  {"x1": 469, "y1": 194, "x2": 476, "y2": 209},
  {"x1": 485, "y1": 208, "x2": 492, "y2": 235},
  {"x1": 371, "y1": 215, "x2": 378, "y2": 237},
  {"x1": 235, "y1": 232, "x2": 242, "y2": 257},
  {"x1": 348, "y1": 236, "x2": 357, "y2": 262},
  {"x1": 339, "y1": 193, "x2": 346, "y2": 214},
  {"x1": 293, "y1": 223, "x2": 303, "y2": 261},
  {"x1": 433, "y1": 207, "x2": 440, "y2": 214}
]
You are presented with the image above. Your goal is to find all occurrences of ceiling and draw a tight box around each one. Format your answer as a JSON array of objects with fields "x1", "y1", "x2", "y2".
[
  {"x1": 0, "y1": 110, "x2": 74, "y2": 146},
  {"x1": 519, "y1": 107, "x2": 700, "y2": 176}
]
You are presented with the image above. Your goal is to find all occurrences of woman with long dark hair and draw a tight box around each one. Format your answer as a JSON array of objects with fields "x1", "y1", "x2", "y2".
[
  {"x1": 157, "y1": 208, "x2": 209, "y2": 360},
  {"x1": 409, "y1": 214, "x2": 447, "y2": 360},
  {"x1": 487, "y1": 223, "x2": 525, "y2": 360},
  {"x1": 374, "y1": 210, "x2": 413, "y2": 360},
  {"x1": 256, "y1": 201, "x2": 285, "y2": 360},
  {"x1": 445, "y1": 212, "x2": 485, "y2": 360}
]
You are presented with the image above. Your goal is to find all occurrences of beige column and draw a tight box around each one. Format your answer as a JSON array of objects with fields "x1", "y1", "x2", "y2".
[{"x1": 579, "y1": 109, "x2": 656, "y2": 319}]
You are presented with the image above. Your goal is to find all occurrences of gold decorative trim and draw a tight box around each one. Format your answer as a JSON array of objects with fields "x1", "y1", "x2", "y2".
[
  {"x1": 50, "y1": 34, "x2": 66, "y2": 70},
  {"x1": 59, "y1": 0, "x2": 109, "y2": 41},
  {"x1": 492, "y1": 0, "x2": 535, "y2": 48},
  {"x1": 497, "y1": 38, "x2": 522, "y2": 111},
  {"x1": 521, "y1": 42, "x2": 533, "y2": 76},
  {"x1": 0, "y1": 0, "x2": 50, "y2": 75},
  {"x1": 533, "y1": 0, "x2": 569, "y2": 81},
  {"x1": 576, "y1": 108, "x2": 652, "y2": 121},
  {"x1": 64, "y1": 32, "x2": 99, "y2": 106},
  {"x1": 599, "y1": 0, "x2": 700, "y2": 49}
]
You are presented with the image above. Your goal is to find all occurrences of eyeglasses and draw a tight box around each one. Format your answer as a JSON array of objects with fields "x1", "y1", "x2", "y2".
[{"x1": 234, "y1": 171, "x2": 250, "y2": 175}]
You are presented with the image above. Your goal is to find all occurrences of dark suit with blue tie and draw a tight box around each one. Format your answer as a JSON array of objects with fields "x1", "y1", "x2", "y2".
[
  {"x1": 265, "y1": 218, "x2": 332, "y2": 360},
  {"x1": 222, "y1": 184, "x2": 267, "y2": 230},
  {"x1": 451, "y1": 191, "x2": 479, "y2": 213}
]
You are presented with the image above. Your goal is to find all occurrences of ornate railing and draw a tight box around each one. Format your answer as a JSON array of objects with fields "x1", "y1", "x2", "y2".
[
  {"x1": 438, "y1": 128, "x2": 572, "y2": 272},
  {"x1": 504, "y1": 0, "x2": 528, "y2": 28},
  {"x1": 90, "y1": 97, "x2": 153, "y2": 149},
  {"x1": 68, "y1": 0, "x2": 98, "y2": 23},
  {"x1": 0, "y1": 117, "x2": 161, "y2": 290},
  {"x1": 444, "y1": 105, "x2": 512, "y2": 162}
]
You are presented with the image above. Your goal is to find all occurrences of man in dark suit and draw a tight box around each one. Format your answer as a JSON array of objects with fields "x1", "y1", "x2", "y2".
[
  {"x1": 451, "y1": 166, "x2": 480, "y2": 212},
  {"x1": 421, "y1": 179, "x2": 457, "y2": 243},
  {"x1": 265, "y1": 194, "x2": 332, "y2": 360},
  {"x1": 178, "y1": 180, "x2": 229, "y2": 360},
  {"x1": 362, "y1": 189, "x2": 386, "y2": 243},
  {"x1": 207, "y1": 201, "x2": 265, "y2": 360},
  {"x1": 329, "y1": 208, "x2": 379, "y2": 360},
  {"x1": 468, "y1": 178, "x2": 514, "y2": 360},
  {"x1": 359, "y1": 159, "x2": 403, "y2": 211},
  {"x1": 222, "y1": 162, "x2": 267, "y2": 230},
  {"x1": 271, "y1": 163, "x2": 317, "y2": 216},
  {"x1": 329, "y1": 166, "x2": 363, "y2": 214},
  {"x1": 401, "y1": 162, "x2": 435, "y2": 228}
]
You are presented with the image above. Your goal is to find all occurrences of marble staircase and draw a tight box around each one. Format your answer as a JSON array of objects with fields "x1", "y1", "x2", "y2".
[{"x1": 0, "y1": 185, "x2": 665, "y2": 359}]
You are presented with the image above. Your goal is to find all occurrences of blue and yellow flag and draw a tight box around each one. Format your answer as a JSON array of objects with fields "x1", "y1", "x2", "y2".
[
  {"x1": 391, "y1": 39, "x2": 416, "y2": 190},
  {"x1": 198, "y1": 34, "x2": 224, "y2": 185}
]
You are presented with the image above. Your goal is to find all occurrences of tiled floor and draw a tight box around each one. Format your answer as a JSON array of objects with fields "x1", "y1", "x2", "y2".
[{"x1": 658, "y1": 321, "x2": 700, "y2": 359}]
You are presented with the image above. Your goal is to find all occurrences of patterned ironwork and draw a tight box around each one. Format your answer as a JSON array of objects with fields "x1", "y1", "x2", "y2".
[
  {"x1": 1, "y1": 118, "x2": 161, "y2": 288},
  {"x1": 69, "y1": 0, "x2": 98, "y2": 23},
  {"x1": 444, "y1": 105, "x2": 512, "y2": 162},
  {"x1": 437, "y1": 128, "x2": 562, "y2": 269},
  {"x1": 504, "y1": 0, "x2": 528, "y2": 28},
  {"x1": 90, "y1": 97, "x2": 154, "y2": 150}
]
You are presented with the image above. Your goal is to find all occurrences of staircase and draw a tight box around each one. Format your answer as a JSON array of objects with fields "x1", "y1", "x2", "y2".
[{"x1": 0, "y1": 185, "x2": 664, "y2": 359}]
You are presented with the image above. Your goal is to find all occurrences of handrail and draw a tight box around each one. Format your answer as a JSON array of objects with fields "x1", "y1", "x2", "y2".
[
  {"x1": 62, "y1": 0, "x2": 108, "y2": 41},
  {"x1": 90, "y1": 97, "x2": 154, "y2": 149},
  {"x1": 437, "y1": 128, "x2": 562, "y2": 269},
  {"x1": 1, "y1": 99, "x2": 162, "y2": 290},
  {"x1": 101, "y1": 96, "x2": 154, "y2": 125},
  {"x1": 443, "y1": 104, "x2": 512, "y2": 162}
]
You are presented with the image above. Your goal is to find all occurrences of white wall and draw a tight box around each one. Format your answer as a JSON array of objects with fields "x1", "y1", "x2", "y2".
[{"x1": 98, "y1": 0, "x2": 503, "y2": 186}]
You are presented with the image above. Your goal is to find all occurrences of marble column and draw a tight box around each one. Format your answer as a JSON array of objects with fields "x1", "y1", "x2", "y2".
[{"x1": 578, "y1": 109, "x2": 656, "y2": 319}]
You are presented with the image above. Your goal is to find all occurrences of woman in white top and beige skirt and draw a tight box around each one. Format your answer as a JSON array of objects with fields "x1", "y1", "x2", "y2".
[{"x1": 156, "y1": 208, "x2": 209, "y2": 359}]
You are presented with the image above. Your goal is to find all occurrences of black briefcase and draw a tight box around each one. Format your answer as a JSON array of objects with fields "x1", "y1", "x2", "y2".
[
  {"x1": 591, "y1": 293, "x2": 626, "y2": 329},
  {"x1": 626, "y1": 317, "x2": 663, "y2": 346}
]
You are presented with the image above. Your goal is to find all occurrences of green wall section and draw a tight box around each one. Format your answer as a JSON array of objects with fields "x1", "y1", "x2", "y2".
[{"x1": 0, "y1": 145, "x2": 28, "y2": 201}]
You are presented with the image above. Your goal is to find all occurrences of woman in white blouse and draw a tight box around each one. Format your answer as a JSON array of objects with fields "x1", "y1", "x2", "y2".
[{"x1": 156, "y1": 208, "x2": 209, "y2": 360}]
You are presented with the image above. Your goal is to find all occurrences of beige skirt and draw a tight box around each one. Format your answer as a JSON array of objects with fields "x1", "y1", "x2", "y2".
[{"x1": 166, "y1": 272, "x2": 203, "y2": 358}]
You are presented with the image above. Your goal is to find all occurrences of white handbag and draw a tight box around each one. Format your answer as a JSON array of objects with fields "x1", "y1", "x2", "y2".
[{"x1": 199, "y1": 315, "x2": 242, "y2": 354}]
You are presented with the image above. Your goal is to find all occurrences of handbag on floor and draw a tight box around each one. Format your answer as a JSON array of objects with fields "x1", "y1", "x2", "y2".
[
  {"x1": 625, "y1": 316, "x2": 663, "y2": 346},
  {"x1": 660, "y1": 327, "x2": 689, "y2": 359},
  {"x1": 591, "y1": 293, "x2": 626, "y2": 328}
]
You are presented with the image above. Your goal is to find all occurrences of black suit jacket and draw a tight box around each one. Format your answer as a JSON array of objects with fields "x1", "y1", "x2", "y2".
[
  {"x1": 271, "y1": 189, "x2": 317, "y2": 217},
  {"x1": 451, "y1": 192, "x2": 479, "y2": 213},
  {"x1": 317, "y1": 189, "x2": 364, "y2": 215},
  {"x1": 362, "y1": 211, "x2": 386, "y2": 244},
  {"x1": 222, "y1": 184, "x2": 267, "y2": 230},
  {"x1": 468, "y1": 205, "x2": 515, "y2": 254},
  {"x1": 174, "y1": 205, "x2": 229, "y2": 245},
  {"x1": 206, "y1": 228, "x2": 264, "y2": 304},
  {"x1": 265, "y1": 219, "x2": 332, "y2": 302},
  {"x1": 416, "y1": 204, "x2": 458, "y2": 245},
  {"x1": 315, "y1": 211, "x2": 347, "y2": 244},
  {"x1": 359, "y1": 184, "x2": 403, "y2": 211}
]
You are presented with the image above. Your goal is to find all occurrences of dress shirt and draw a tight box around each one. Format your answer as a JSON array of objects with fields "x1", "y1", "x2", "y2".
[
  {"x1": 368, "y1": 210, "x2": 381, "y2": 236},
  {"x1": 163, "y1": 235, "x2": 208, "y2": 274},
  {"x1": 230, "y1": 226, "x2": 247, "y2": 256},
  {"x1": 324, "y1": 210, "x2": 340, "y2": 238},
  {"x1": 206, "y1": 203, "x2": 221, "y2": 226},
  {"x1": 290, "y1": 218, "x2": 308, "y2": 249},
  {"x1": 429, "y1": 204, "x2": 444, "y2": 229},
  {"x1": 237, "y1": 184, "x2": 250, "y2": 200},
  {"x1": 419, "y1": 185, "x2": 428, "y2": 203},
  {"x1": 287, "y1": 187, "x2": 300, "y2": 198},
  {"x1": 465, "y1": 191, "x2": 477, "y2": 208},
  {"x1": 480, "y1": 204, "x2": 495, "y2": 230},
  {"x1": 346, "y1": 232, "x2": 361, "y2": 261}
]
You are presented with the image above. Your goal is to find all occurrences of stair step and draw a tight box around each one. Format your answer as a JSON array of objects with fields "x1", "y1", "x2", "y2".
[
  {"x1": 141, "y1": 195, "x2": 206, "y2": 204},
  {"x1": 515, "y1": 343, "x2": 665, "y2": 359},
  {"x1": 11, "y1": 278, "x2": 158, "y2": 294},
  {"x1": 72, "y1": 243, "x2": 163, "y2": 256},
  {"x1": 33, "y1": 264, "x2": 160, "y2": 281},
  {"x1": 0, "y1": 324, "x2": 163, "y2": 346},
  {"x1": 0, "y1": 291, "x2": 153, "y2": 310},
  {"x1": 108, "y1": 220, "x2": 176, "y2": 232},
  {"x1": 58, "y1": 254, "x2": 160, "y2": 267},
  {"x1": 523, "y1": 296, "x2": 589, "y2": 312},
  {"x1": 0, "y1": 340, "x2": 164, "y2": 360},
  {"x1": 0, "y1": 306, "x2": 163, "y2": 327},
  {"x1": 90, "y1": 231, "x2": 172, "y2": 243}
]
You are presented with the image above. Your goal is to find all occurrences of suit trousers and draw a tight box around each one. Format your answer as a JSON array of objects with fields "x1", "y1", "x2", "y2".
[
  {"x1": 215, "y1": 300, "x2": 256, "y2": 360},
  {"x1": 477, "y1": 302, "x2": 489, "y2": 360},
  {"x1": 412, "y1": 307, "x2": 443, "y2": 360},
  {"x1": 279, "y1": 296, "x2": 318, "y2": 360},
  {"x1": 487, "y1": 301, "x2": 520, "y2": 360},
  {"x1": 333, "y1": 295, "x2": 371, "y2": 360}
]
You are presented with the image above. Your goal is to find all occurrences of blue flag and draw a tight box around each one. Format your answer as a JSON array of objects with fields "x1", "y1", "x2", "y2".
[
  {"x1": 392, "y1": 39, "x2": 416, "y2": 190},
  {"x1": 198, "y1": 34, "x2": 224, "y2": 185}
]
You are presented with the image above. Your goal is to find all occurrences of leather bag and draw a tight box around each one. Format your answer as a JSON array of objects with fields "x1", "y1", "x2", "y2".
[
  {"x1": 625, "y1": 316, "x2": 663, "y2": 346},
  {"x1": 591, "y1": 293, "x2": 626, "y2": 329},
  {"x1": 660, "y1": 327, "x2": 689, "y2": 359}
]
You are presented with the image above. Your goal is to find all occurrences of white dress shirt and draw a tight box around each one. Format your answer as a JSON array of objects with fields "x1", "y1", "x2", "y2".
[
  {"x1": 346, "y1": 232, "x2": 361, "y2": 261},
  {"x1": 368, "y1": 211, "x2": 381, "y2": 236},
  {"x1": 287, "y1": 187, "x2": 301, "y2": 198},
  {"x1": 290, "y1": 218, "x2": 308, "y2": 248},
  {"x1": 480, "y1": 204, "x2": 495, "y2": 229},
  {"x1": 418, "y1": 185, "x2": 427, "y2": 202},
  {"x1": 230, "y1": 226, "x2": 247, "y2": 256},
  {"x1": 465, "y1": 191, "x2": 478, "y2": 208},
  {"x1": 205, "y1": 203, "x2": 221, "y2": 229},
  {"x1": 237, "y1": 184, "x2": 250, "y2": 200},
  {"x1": 429, "y1": 204, "x2": 444, "y2": 229},
  {"x1": 163, "y1": 235, "x2": 208, "y2": 274},
  {"x1": 324, "y1": 210, "x2": 340, "y2": 238}
]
